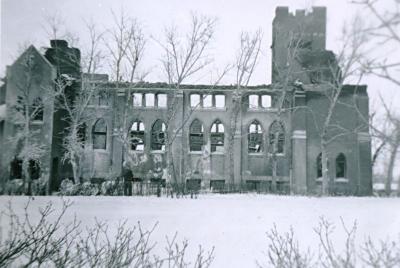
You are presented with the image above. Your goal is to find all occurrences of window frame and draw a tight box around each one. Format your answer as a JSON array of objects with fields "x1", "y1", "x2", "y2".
[
  {"x1": 189, "y1": 119, "x2": 204, "y2": 152},
  {"x1": 210, "y1": 120, "x2": 225, "y2": 153},
  {"x1": 248, "y1": 121, "x2": 263, "y2": 153},
  {"x1": 132, "y1": 93, "x2": 143, "y2": 107},
  {"x1": 335, "y1": 153, "x2": 347, "y2": 178},
  {"x1": 151, "y1": 120, "x2": 166, "y2": 151},
  {"x1": 92, "y1": 119, "x2": 107, "y2": 150},
  {"x1": 130, "y1": 120, "x2": 145, "y2": 151},
  {"x1": 268, "y1": 121, "x2": 285, "y2": 155},
  {"x1": 157, "y1": 93, "x2": 167, "y2": 108},
  {"x1": 145, "y1": 93, "x2": 155, "y2": 107}
]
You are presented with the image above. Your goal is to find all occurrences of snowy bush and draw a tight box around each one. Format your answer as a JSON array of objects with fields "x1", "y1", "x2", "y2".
[
  {"x1": 100, "y1": 180, "x2": 124, "y2": 196},
  {"x1": 59, "y1": 179, "x2": 79, "y2": 196},
  {"x1": 31, "y1": 178, "x2": 47, "y2": 195},
  {"x1": 4, "y1": 179, "x2": 24, "y2": 195},
  {"x1": 78, "y1": 182, "x2": 99, "y2": 196}
]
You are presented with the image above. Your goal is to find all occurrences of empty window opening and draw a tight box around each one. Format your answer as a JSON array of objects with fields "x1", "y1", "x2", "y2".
[
  {"x1": 98, "y1": 90, "x2": 109, "y2": 106},
  {"x1": 215, "y1": 95, "x2": 225, "y2": 108},
  {"x1": 248, "y1": 121, "x2": 263, "y2": 153},
  {"x1": 261, "y1": 95, "x2": 272, "y2": 108},
  {"x1": 145, "y1": 93, "x2": 155, "y2": 107},
  {"x1": 92, "y1": 119, "x2": 107, "y2": 149},
  {"x1": 10, "y1": 157, "x2": 23, "y2": 179},
  {"x1": 77, "y1": 123, "x2": 87, "y2": 147},
  {"x1": 190, "y1": 119, "x2": 204, "y2": 152},
  {"x1": 203, "y1": 94, "x2": 212, "y2": 108},
  {"x1": 249, "y1": 95, "x2": 259, "y2": 109},
  {"x1": 29, "y1": 160, "x2": 41, "y2": 180},
  {"x1": 32, "y1": 97, "x2": 44, "y2": 121},
  {"x1": 133, "y1": 93, "x2": 143, "y2": 107},
  {"x1": 269, "y1": 121, "x2": 285, "y2": 154},
  {"x1": 317, "y1": 153, "x2": 323, "y2": 178},
  {"x1": 336, "y1": 153, "x2": 347, "y2": 178},
  {"x1": 190, "y1": 94, "x2": 201, "y2": 108},
  {"x1": 210, "y1": 120, "x2": 225, "y2": 153},
  {"x1": 131, "y1": 121, "x2": 145, "y2": 151},
  {"x1": 151, "y1": 120, "x2": 166, "y2": 151},
  {"x1": 157, "y1": 94, "x2": 167, "y2": 107}
]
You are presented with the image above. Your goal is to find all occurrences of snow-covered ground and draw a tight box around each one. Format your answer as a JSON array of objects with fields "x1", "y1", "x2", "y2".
[{"x1": 1, "y1": 194, "x2": 400, "y2": 267}]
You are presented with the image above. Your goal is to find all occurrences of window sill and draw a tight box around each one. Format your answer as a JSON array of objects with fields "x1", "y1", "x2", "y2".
[
  {"x1": 93, "y1": 148, "x2": 108, "y2": 152},
  {"x1": 190, "y1": 107, "x2": 227, "y2": 111},
  {"x1": 31, "y1": 120, "x2": 44, "y2": 125},
  {"x1": 150, "y1": 150, "x2": 165, "y2": 154},
  {"x1": 211, "y1": 151, "x2": 225, "y2": 155},
  {"x1": 267, "y1": 153, "x2": 285, "y2": 157},
  {"x1": 248, "y1": 152, "x2": 264, "y2": 156},
  {"x1": 189, "y1": 151, "x2": 203, "y2": 155},
  {"x1": 335, "y1": 178, "x2": 349, "y2": 183},
  {"x1": 132, "y1": 106, "x2": 167, "y2": 109},
  {"x1": 129, "y1": 150, "x2": 145, "y2": 153},
  {"x1": 248, "y1": 107, "x2": 276, "y2": 112}
]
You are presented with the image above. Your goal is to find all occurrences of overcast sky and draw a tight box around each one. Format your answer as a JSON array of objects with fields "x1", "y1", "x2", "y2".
[
  {"x1": 1, "y1": 1, "x2": 398, "y2": 107},
  {"x1": 0, "y1": 1, "x2": 398, "y2": 101},
  {"x1": 0, "y1": 0, "x2": 370, "y2": 81}
]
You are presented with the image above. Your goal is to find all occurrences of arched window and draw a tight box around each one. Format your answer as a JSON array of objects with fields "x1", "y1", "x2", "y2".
[
  {"x1": 151, "y1": 120, "x2": 166, "y2": 151},
  {"x1": 10, "y1": 157, "x2": 23, "y2": 179},
  {"x1": 317, "y1": 153, "x2": 322, "y2": 178},
  {"x1": 98, "y1": 90, "x2": 109, "y2": 106},
  {"x1": 336, "y1": 153, "x2": 346, "y2": 178},
  {"x1": 92, "y1": 119, "x2": 107, "y2": 149},
  {"x1": 28, "y1": 160, "x2": 41, "y2": 180},
  {"x1": 248, "y1": 120, "x2": 263, "y2": 153},
  {"x1": 210, "y1": 120, "x2": 224, "y2": 152},
  {"x1": 130, "y1": 121, "x2": 145, "y2": 151},
  {"x1": 77, "y1": 123, "x2": 87, "y2": 147},
  {"x1": 32, "y1": 97, "x2": 43, "y2": 121},
  {"x1": 190, "y1": 119, "x2": 204, "y2": 151},
  {"x1": 269, "y1": 121, "x2": 285, "y2": 154}
]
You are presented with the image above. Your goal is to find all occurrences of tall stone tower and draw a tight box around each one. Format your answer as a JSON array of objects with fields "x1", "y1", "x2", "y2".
[{"x1": 271, "y1": 7, "x2": 327, "y2": 84}]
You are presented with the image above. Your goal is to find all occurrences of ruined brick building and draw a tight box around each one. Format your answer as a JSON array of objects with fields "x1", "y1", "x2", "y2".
[{"x1": 0, "y1": 7, "x2": 372, "y2": 195}]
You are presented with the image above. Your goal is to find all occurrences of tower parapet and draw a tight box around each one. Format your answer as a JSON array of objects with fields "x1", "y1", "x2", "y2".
[{"x1": 272, "y1": 7, "x2": 327, "y2": 84}]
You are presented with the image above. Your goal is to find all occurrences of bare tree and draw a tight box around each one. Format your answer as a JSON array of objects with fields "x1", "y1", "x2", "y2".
[
  {"x1": 351, "y1": 0, "x2": 400, "y2": 195},
  {"x1": 60, "y1": 21, "x2": 106, "y2": 186},
  {"x1": 371, "y1": 97, "x2": 400, "y2": 195},
  {"x1": 157, "y1": 13, "x2": 217, "y2": 188},
  {"x1": 104, "y1": 9, "x2": 138, "y2": 83},
  {"x1": 102, "y1": 9, "x2": 149, "y2": 181},
  {"x1": 82, "y1": 19, "x2": 105, "y2": 74},
  {"x1": 228, "y1": 30, "x2": 263, "y2": 189}
]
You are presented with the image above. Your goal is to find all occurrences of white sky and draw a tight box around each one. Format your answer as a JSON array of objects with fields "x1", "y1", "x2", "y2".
[
  {"x1": 0, "y1": 0, "x2": 375, "y2": 83},
  {"x1": 1, "y1": 0, "x2": 399, "y2": 174}
]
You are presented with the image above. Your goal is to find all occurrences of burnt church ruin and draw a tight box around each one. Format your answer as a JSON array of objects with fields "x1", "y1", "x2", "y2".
[{"x1": 0, "y1": 7, "x2": 372, "y2": 195}]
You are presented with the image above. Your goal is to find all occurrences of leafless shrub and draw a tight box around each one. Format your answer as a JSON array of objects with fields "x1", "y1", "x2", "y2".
[
  {"x1": 73, "y1": 220, "x2": 158, "y2": 268},
  {"x1": 361, "y1": 238, "x2": 400, "y2": 268},
  {"x1": 0, "y1": 199, "x2": 215, "y2": 268},
  {"x1": 259, "y1": 217, "x2": 400, "y2": 268},
  {"x1": 0, "y1": 198, "x2": 80, "y2": 267},
  {"x1": 314, "y1": 217, "x2": 357, "y2": 268},
  {"x1": 164, "y1": 233, "x2": 215, "y2": 268},
  {"x1": 258, "y1": 225, "x2": 314, "y2": 268}
]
